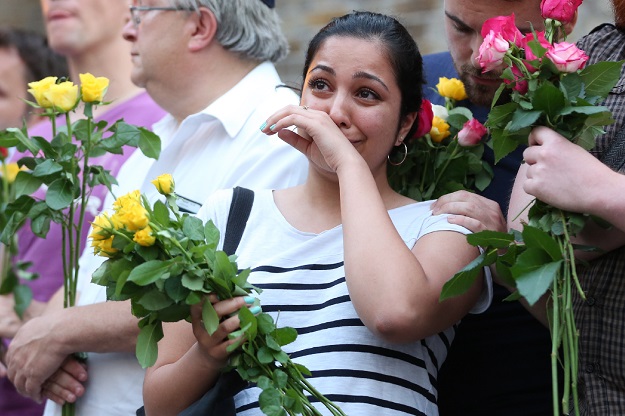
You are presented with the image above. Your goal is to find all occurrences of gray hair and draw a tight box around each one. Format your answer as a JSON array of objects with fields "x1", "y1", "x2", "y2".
[{"x1": 171, "y1": 0, "x2": 289, "y2": 63}]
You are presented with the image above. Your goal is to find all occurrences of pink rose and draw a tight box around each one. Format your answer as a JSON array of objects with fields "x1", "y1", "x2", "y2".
[
  {"x1": 504, "y1": 65, "x2": 529, "y2": 94},
  {"x1": 541, "y1": 0, "x2": 583, "y2": 24},
  {"x1": 481, "y1": 14, "x2": 523, "y2": 44},
  {"x1": 477, "y1": 30, "x2": 510, "y2": 73},
  {"x1": 458, "y1": 119, "x2": 488, "y2": 147},
  {"x1": 411, "y1": 99, "x2": 434, "y2": 140},
  {"x1": 545, "y1": 42, "x2": 589, "y2": 72}
]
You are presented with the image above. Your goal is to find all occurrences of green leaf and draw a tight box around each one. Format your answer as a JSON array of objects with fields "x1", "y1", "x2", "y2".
[
  {"x1": 580, "y1": 60, "x2": 625, "y2": 98},
  {"x1": 13, "y1": 284, "x2": 33, "y2": 319},
  {"x1": 257, "y1": 346, "x2": 275, "y2": 364},
  {"x1": 181, "y1": 273, "x2": 204, "y2": 291},
  {"x1": 466, "y1": 230, "x2": 515, "y2": 249},
  {"x1": 273, "y1": 369, "x2": 288, "y2": 389},
  {"x1": 522, "y1": 225, "x2": 563, "y2": 261},
  {"x1": 127, "y1": 260, "x2": 172, "y2": 286},
  {"x1": 514, "y1": 260, "x2": 562, "y2": 305},
  {"x1": 183, "y1": 216, "x2": 205, "y2": 241},
  {"x1": 152, "y1": 200, "x2": 170, "y2": 226},
  {"x1": 238, "y1": 306, "x2": 258, "y2": 341},
  {"x1": 440, "y1": 251, "x2": 493, "y2": 302},
  {"x1": 136, "y1": 321, "x2": 164, "y2": 368},
  {"x1": 273, "y1": 326, "x2": 297, "y2": 346},
  {"x1": 138, "y1": 128, "x2": 161, "y2": 160},
  {"x1": 14, "y1": 172, "x2": 43, "y2": 198},
  {"x1": 5, "y1": 127, "x2": 39, "y2": 154},
  {"x1": 45, "y1": 178, "x2": 75, "y2": 210},
  {"x1": 164, "y1": 277, "x2": 189, "y2": 302},
  {"x1": 31, "y1": 159, "x2": 63, "y2": 177},
  {"x1": 138, "y1": 289, "x2": 174, "y2": 310},
  {"x1": 507, "y1": 110, "x2": 541, "y2": 132},
  {"x1": 532, "y1": 82, "x2": 565, "y2": 119},
  {"x1": 204, "y1": 220, "x2": 220, "y2": 247},
  {"x1": 257, "y1": 313, "x2": 276, "y2": 335},
  {"x1": 202, "y1": 300, "x2": 220, "y2": 335},
  {"x1": 491, "y1": 126, "x2": 531, "y2": 163},
  {"x1": 486, "y1": 102, "x2": 517, "y2": 129}
]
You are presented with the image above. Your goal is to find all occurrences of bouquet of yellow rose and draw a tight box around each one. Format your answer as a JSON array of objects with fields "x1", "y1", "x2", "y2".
[
  {"x1": 0, "y1": 74, "x2": 161, "y2": 416},
  {"x1": 90, "y1": 175, "x2": 346, "y2": 416},
  {"x1": 388, "y1": 77, "x2": 493, "y2": 201}
]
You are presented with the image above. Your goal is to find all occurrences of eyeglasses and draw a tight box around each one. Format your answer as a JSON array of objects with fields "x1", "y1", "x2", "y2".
[{"x1": 129, "y1": 5, "x2": 194, "y2": 27}]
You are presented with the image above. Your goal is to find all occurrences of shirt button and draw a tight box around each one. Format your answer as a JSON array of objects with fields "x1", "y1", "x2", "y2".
[
  {"x1": 586, "y1": 364, "x2": 595, "y2": 374},
  {"x1": 586, "y1": 296, "x2": 596, "y2": 306}
]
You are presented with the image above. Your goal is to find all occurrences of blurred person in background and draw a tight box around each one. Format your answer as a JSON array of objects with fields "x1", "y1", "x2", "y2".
[{"x1": 0, "y1": 1, "x2": 165, "y2": 415}]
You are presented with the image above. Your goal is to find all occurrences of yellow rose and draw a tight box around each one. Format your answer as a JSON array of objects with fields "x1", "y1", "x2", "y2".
[
  {"x1": 430, "y1": 116, "x2": 451, "y2": 143},
  {"x1": 151, "y1": 174, "x2": 175, "y2": 195},
  {"x1": 133, "y1": 226, "x2": 156, "y2": 247},
  {"x1": 89, "y1": 213, "x2": 115, "y2": 241},
  {"x1": 91, "y1": 236, "x2": 118, "y2": 258},
  {"x1": 1, "y1": 163, "x2": 22, "y2": 183},
  {"x1": 436, "y1": 77, "x2": 468, "y2": 101},
  {"x1": 27, "y1": 76, "x2": 58, "y2": 108},
  {"x1": 43, "y1": 81, "x2": 79, "y2": 112},
  {"x1": 79, "y1": 73, "x2": 109, "y2": 103},
  {"x1": 113, "y1": 190, "x2": 142, "y2": 211}
]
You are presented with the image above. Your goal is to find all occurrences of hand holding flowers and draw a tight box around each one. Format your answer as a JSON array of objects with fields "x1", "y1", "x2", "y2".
[
  {"x1": 91, "y1": 176, "x2": 345, "y2": 416},
  {"x1": 440, "y1": 3, "x2": 623, "y2": 415}
]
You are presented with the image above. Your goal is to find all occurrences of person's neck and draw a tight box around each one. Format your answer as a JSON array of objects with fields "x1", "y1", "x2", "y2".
[
  {"x1": 67, "y1": 39, "x2": 142, "y2": 119},
  {"x1": 165, "y1": 50, "x2": 261, "y2": 123}
]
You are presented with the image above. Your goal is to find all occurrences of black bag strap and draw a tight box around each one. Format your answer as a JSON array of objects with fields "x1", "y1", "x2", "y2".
[{"x1": 222, "y1": 187, "x2": 254, "y2": 256}]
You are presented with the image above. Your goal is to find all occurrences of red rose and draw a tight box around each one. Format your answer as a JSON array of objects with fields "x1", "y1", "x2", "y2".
[
  {"x1": 541, "y1": 0, "x2": 583, "y2": 24},
  {"x1": 458, "y1": 119, "x2": 488, "y2": 147},
  {"x1": 412, "y1": 99, "x2": 434, "y2": 139}
]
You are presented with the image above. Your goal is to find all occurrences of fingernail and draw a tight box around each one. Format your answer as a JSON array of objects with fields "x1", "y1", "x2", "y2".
[
  {"x1": 260, "y1": 122, "x2": 267, "y2": 131},
  {"x1": 250, "y1": 306, "x2": 262, "y2": 315},
  {"x1": 270, "y1": 124, "x2": 277, "y2": 131},
  {"x1": 244, "y1": 296, "x2": 255, "y2": 305}
]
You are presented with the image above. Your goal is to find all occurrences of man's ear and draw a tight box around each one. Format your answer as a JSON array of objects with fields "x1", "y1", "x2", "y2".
[
  {"x1": 188, "y1": 7, "x2": 218, "y2": 52},
  {"x1": 564, "y1": 11, "x2": 578, "y2": 36}
]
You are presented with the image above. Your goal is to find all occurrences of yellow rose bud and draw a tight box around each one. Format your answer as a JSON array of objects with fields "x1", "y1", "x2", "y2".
[
  {"x1": 151, "y1": 174, "x2": 175, "y2": 195},
  {"x1": 79, "y1": 73, "x2": 109, "y2": 103},
  {"x1": 91, "y1": 236, "x2": 118, "y2": 258},
  {"x1": 43, "y1": 81, "x2": 79, "y2": 112},
  {"x1": 1, "y1": 163, "x2": 22, "y2": 183},
  {"x1": 430, "y1": 116, "x2": 451, "y2": 143},
  {"x1": 27, "y1": 76, "x2": 58, "y2": 108},
  {"x1": 89, "y1": 214, "x2": 115, "y2": 241},
  {"x1": 436, "y1": 77, "x2": 468, "y2": 101},
  {"x1": 133, "y1": 226, "x2": 156, "y2": 247}
]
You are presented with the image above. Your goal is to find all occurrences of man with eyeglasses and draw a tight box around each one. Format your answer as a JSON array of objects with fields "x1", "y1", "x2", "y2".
[
  {"x1": 0, "y1": 1, "x2": 166, "y2": 416},
  {"x1": 5, "y1": 1, "x2": 308, "y2": 415}
]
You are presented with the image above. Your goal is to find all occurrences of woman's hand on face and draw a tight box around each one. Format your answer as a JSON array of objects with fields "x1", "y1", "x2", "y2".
[
  {"x1": 190, "y1": 295, "x2": 255, "y2": 369},
  {"x1": 261, "y1": 104, "x2": 360, "y2": 173}
]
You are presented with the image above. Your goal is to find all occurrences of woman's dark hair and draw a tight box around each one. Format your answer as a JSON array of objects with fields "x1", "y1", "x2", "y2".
[
  {"x1": 302, "y1": 11, "x2": 424, "y2": 138},
  {"x1": 0, "y1": 28, "x2": 69, "y2": 84}
]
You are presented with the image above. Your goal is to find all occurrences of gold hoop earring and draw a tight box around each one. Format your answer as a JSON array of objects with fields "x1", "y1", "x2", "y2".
[{"x1": 387, "y1": 142, "x2": 408, "y2": 166}]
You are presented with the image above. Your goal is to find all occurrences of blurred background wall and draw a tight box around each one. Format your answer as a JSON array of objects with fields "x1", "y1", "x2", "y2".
[{"x1": 0, "y1": 0, "x2": 614, "y2": 85}]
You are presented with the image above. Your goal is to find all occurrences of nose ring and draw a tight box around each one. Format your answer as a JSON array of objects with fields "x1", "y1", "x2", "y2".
[{"x1": 301, "y1": 105, "x2": 309, "y2": 110}]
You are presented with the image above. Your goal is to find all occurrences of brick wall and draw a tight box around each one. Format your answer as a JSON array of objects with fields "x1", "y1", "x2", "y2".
[{"x1": 0, "y1": 0, "x2": 614, "y2": 84}]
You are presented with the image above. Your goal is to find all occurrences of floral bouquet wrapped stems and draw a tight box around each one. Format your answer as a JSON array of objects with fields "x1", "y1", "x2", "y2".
[
  {"x1": 440, "y1": 2, "x2": 624, "y2": 415},
  {"x1": 90, "y1": 175, "x2": 346, "y2": 416},
  {"x1": 388, "y1": 77, "x2": 493, "y2": 201},
  {"x1": 0, "y1": 74, "x2": 161, "y2": 416}
]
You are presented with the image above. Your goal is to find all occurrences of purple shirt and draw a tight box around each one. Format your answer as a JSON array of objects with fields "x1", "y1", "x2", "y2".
[{"x1": 0, "y1": 91, "x2": 166, "y2": 416}]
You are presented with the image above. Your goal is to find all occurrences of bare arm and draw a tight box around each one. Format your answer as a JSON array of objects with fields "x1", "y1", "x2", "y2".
[{"x1": 143, "y1": 296, "x2": 250, "y2": 416}]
